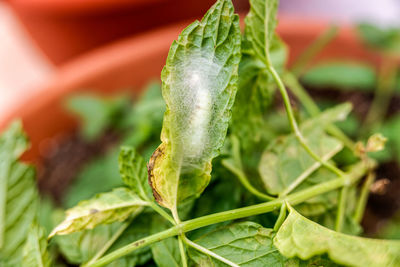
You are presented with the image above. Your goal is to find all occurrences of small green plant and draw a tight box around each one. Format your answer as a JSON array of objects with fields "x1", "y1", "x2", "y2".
[{"x1": 1, "y1": 0, "x2": 400, "y2": 266}]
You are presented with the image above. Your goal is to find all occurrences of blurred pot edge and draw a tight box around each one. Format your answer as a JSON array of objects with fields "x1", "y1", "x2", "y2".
[
  {"x1": 6, "y1": 0, "x2": 225, "y2": 65},
  {"x1": 0, "y1": 15, "x2": 380, "y2": 164},
  {"x1": 7, "y1": 0, "x2": 167, "y2": 15}
]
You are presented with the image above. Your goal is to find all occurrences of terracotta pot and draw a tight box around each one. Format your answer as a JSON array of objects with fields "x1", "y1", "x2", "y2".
[
  {"x1": 6, "y1": 0, "x2": 222, "y2": 65},
  {"x1": 0, "y1": 16, "x2": 379, "y2": 163}
]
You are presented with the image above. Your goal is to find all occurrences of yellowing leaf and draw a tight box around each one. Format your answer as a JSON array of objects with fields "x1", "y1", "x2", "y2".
[
  {"x1": 366, "y1": 133, "x2": 387, "y2": 152},
  {"x1": 148, "y1": 0, "x2": 241, "y2": 209},
  {"x1": 50, "y1": 188, "x2": 147, "y2": 236},
  {"x1": 274, "y1": 206, "x2": 400, "y2": 267}
]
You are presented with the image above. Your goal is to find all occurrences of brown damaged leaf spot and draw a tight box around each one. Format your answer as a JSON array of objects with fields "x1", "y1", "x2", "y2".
[{"x1": 147, "y1": 144, "x2": 164, "y2": 205}]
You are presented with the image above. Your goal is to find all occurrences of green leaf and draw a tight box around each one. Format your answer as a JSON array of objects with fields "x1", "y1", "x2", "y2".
[
  {"x1": 119, "y1": 146, "x2": 153, "y2": 200},
  {"x1": 50, "y1": 188, "x2": 147, "y2": 236},
  {"x1": 148, "y1": 0, "x2": 241, "y2": 209},
  {"x1": 0, "y1": 121, "x2": 38, "y2": 261},
  {"x1": 293, "y1": 168, "x2": 338, "y2": 217},
  {"x1": 302, "y1": 62, "x2": 377, "y2": 91},
  {"x1": 244, "y1": 0, "x2": 279, "y2": 65},
  {"x1": 57, "y1": 215, "x2": 153, "y2": 266},
  {"x1": 305, "y1": 184, "x2": 362, "y2": 235},
  {"x1": 231, "y1": 37, "x2": 287, "y2": 151},
  {"x1": 378, "y1": 215, "x2": 400, "y2": 240},
  {"x1": 122, "y1": 82, "x2": 165, "y2": 148},
  {"x1": 151, "y1": 220, "x2": 181, "y2": 267},
  {"x1": 378, "y1": 115, "x2": 400, "y2": 162},
  {"x1": 258, "y1": 104, "x2": 351, "y2": 195},
  {"x1": 231, "y1": 0, "x2": 287, "y2": 151},
  {"x1": 274, "y1": 206, "x2": 400, "y2": 267},
  {"x1": 190, "y1": 176, "x2": 242, "y2": 239},
  {"x1": 286, "y1": 256, "x2": 342, "y2": 267},
  {"x1": 108, "y1": 214, "x2": 154, "y2": 266},
  {"x1": 22, "y1": 223, "x2": 52, "y2": 267},
  {"x1": 66, "y1": 94, "x2": 130, "y2": 141},
  {"x1": 64, "y1": 83, "x2": 164, "y2": 208},
  {"x1": 188, "y1": 222, "x2": 287, "y2": 266},
  {"x1": 63, "y1": 148, "x2": 124, "y2": 208},
  {"x1": 357, "y1": 24, "x2": 400, "y2": 55},
  {"x1": 56, "y1": 223, "x2": 122, "y2": 265}
]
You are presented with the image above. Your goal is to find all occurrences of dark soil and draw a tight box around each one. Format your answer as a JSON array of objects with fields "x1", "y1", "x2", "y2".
[
  {"x1": 306, "y1": 86, "x2": 400, "y2": 120},
  {"x1": 37, "y1": 130, "x2": 121, "y2": 204},
  {"x1": 362, "y1": 161, "x2": 400, "y2": 235}
]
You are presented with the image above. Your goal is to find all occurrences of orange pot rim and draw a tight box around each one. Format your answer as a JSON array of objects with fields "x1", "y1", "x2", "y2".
[{"x1": 7, "y1": 0, "x2": 168, "y2": 15}]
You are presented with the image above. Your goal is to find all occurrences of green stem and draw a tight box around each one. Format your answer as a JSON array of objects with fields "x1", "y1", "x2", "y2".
[
  {"x1": 183, "y1": 236, "x2": 239, "y2": 267},
  {"x1": 363, "y1": 57, "x2": 397, "y2": 133},
  {"x1": 86, "y1": 160, "x2": 370, "y2": 267},
  {"x1": 87, "y1": 226, "x2": 180, "y2": 267},
  {"x1": 335, "y1": 185, "x2": 349, "y2": 232},
  {"x1": 280, "y1": 145, "x2": 341, "y2": 196},
  {"x1": 267, "y1": 65, "x2": 345, "y2": 178},
  {"x1": 283, "y1": 71, "x2": 355, "y2": 150},
  {"x1": 185, "y1": 160, "x2": 368, "y2": 232},
  {"x1": 222, "y1": 135, "x2": 274, "y2": 200},
  {"x1": 149, "y1": 202, "x2": 175, "y2": 225},
  {"x1": 222, "y1": 160, "x2": 275, "y2": 201},
  {"x1": 291, "y1": 25, "x2": 338, "y2": 77},
  {"x1": 178, "y1": 235, "x2": 188, "y2": 267},
  {"x1": 273, "y1": 202, "x2": 287, "y2": 232},
  {"x1": 172, "y1": 207, "x2": 181, "y2": 224},
  {"x1": 353, "y1": 172, "x2": 376, "y2": 223}
]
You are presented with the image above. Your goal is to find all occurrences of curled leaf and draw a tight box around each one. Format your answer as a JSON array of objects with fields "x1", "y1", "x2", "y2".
[{"x1": 148, "y1": 0, "x2": 241, "y2": 209}]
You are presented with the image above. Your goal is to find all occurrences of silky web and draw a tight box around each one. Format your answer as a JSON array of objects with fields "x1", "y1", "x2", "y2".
[{"x1": 167, "y1": 54, "x2": 226, "y2": 163}]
